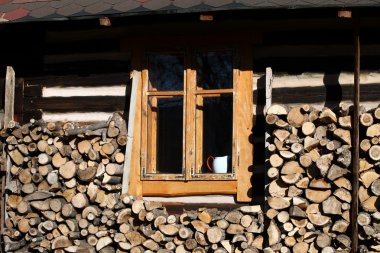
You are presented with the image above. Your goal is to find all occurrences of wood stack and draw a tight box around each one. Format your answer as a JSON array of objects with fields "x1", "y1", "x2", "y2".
[
  {"x1": 2, "y1": 113, "x2": 127, "y2": 252},
  {"x1": 265, "y1": 104, "x2": 352, "y2": 252},
  {"x1": 1, "y1": 113, "x2": 265, "y2": 253},
  {"x1": 357, "y1": 106, "x2": 380, "y2": 252}
]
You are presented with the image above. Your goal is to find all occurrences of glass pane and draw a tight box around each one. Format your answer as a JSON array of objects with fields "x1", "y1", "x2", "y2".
[
  {"x1": 198, "y1": 94, "x2": 233, "y2": 174},
  {"x1": 196, "y1": 51, "x2": 233, "y2": 90},
  {"x1": 148, "y1": 96, "x2": 183, "y2": 174},
  {"x1": 148, "y1": 53, "x2": 184, "y2": 91}
]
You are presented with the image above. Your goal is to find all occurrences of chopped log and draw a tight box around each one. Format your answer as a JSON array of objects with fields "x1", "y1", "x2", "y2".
[
  {"x1": 333, "y1": 128, "x2": 351, "y2": 146},
  {"x1": 316, "y1": 233, "x2": 331, "y2": 249},
  {"x1": 360, "y1": 170, "x2": 380, "y2": 188},
  {"x1": 266, "y1": 114, "x2": 279, "y2": 125},
  {"x1": 159, "y1": 224, "x2": 179, "y2": 236},
  {"x1": 287, "y1": 107, "x2": 306, "y2": 128},
  {"x1": 77, "y1": 166, "x2": 97, "y2": 182},
  {"x1": 96, "y1": 236, "x2": 113, "y2": 251},
  {"x1": 305, "y1": 189, "x2": 331, "y2": 203},
  {"x1": 369, "y1": 145, "x2": 380, "y2": 161},
  {"x1": 327, "y1": 164, "x2": 349, "y2": 181},
  {"x1": 269, "y1": 154, "x2": 284, "y2": 168},
  {"x1": 332, "y1": 219, "x2": 349, "y2": 233},
  {"x1": 59, "y1": 160, "x2": 77, "y2": 179},
  {"x1": 267, "y1": 104, "x2": 288, "y2": 115},
  {"x1": 52, "y1": 152, "x2": 68, "y2": 170},
  {"x1": 360, "y1": 112, "x2": 374, "y2": 127},
  {"x1": 268, "y1": 197, "x2": 291, "y2": 210},
  {"x1": 361, "y1": 196, "x2": 379, "y2": 212},
  {"x1": 268, "y1": 221, "x2": 281, "y2": 246},
  {"x1": 319, "y1": 108, "x2": 337, "y2": 124},
  {"x1": 367, "y1": 124, "x2": 380, "y2": 137},
  {"x1": 303, "y1": 137, "x2": 319, "y2": 152},
  {"x1": 333, "y1": 188, "x2": 351, "y2": 203},
  {"x1": 322, "y1": 196, "x2": 342, "y2": 215},
  {"x1": 207, "y1": 226, "x2": 224, "y2": 243},
  {"x1": 52, "y1": 235, "x2": 73, "y2": 249},
  {"x1": 358, "y1": 212, "x2": 371, "y2": 226}
]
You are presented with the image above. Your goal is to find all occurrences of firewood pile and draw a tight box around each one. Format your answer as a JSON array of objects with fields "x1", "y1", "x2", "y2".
[
  {"x1": 1, "y1": 113, "x2": 265, "y2": 253},
  {"x1": 265, "y1": 104, "x2": 353, "y2": 253},
  {"x1": 357, "y1": 107, "x2": 380, "y2": 252}
]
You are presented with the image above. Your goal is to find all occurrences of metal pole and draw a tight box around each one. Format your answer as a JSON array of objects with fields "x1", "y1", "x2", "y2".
[{"x1": 351, "y1": 17, "x2": 360, "y2": 253}]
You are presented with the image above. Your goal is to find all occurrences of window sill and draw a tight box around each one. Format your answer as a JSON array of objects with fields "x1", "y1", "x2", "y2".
[{"x1": 142, "y1": 180, "x2": 237, "y2": 197}]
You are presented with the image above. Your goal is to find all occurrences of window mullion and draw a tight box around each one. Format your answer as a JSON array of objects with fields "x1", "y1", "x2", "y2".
[{"x1": 185, "y1": 62, "x2": 195, "y2": 181}]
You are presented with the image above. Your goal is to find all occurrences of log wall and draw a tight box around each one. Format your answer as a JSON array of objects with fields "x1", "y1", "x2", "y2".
[{"x1": 22, "y1": 73, "x2": 130, "y2": 123}]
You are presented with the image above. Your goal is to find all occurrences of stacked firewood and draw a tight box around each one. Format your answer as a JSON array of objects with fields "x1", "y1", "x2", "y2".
[
  {"x1": 357, "y1": 106, "x2": 380, "y2": 252},
  {"x1": 1, "y1": 113, "x2": 265, "y2": 253},
  {"x1": 265, "y1": 104, "x2": 352, "y2": 253}
]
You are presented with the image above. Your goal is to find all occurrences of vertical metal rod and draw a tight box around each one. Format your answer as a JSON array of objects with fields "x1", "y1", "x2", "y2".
[{"x1": 351, "y1": 17, "x2": 360, "y2": 253}]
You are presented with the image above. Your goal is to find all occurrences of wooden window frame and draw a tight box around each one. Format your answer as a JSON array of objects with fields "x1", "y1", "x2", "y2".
[
  {"x1": 141, "y1": 48, "x2": 238, "y2": 181},
  {"x1": 126, "y1": 37, "x2": 253, "y2": 201}
]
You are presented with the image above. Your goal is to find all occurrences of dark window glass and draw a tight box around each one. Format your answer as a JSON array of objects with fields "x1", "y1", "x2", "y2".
[
  {"x1": 148, "y1": 53, "x2": 184, "y2": 91},
  {"x1": 149, "y1": 96, "x2": 183, "y2": 174},
  {"x1": 198, "y1": 94, "x2": 233, "y2": 173},
  {"x1": 196, "y1": 51, "x2": 233, "y2": 90}
]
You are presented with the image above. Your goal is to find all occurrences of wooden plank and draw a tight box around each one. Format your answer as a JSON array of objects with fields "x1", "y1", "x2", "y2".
[
  {"x1": 127, "y1": 49, "x2": 143, "y2": 197},
  {"x1": 265, "y1": 67, "x2": 273, "y2": 203},
  {"x1": 142, "y1": 180, "x2": 237, "y2": 196},
  {"x1": 194, "y1": 89, "x2": 233, "y2": 95},
  {"x1": 26, "y1": 72, "x2": 129, "y2": 87},
  {"x1": 25, "y1": 96, "x2": 126, "y2": 112},
  {"x1": 146, "y1": 91, "x2": 184, "y2": 96},
  {"x1": 2, "y1": 66, "x2": 15, "y2": 236},
  {"x1": 4, "y1": 66, "x2": 15, "y2": 128},
  {"x1": 122, "y1": 70, "x2": 139, "y2": 194},
  {"x1": 236, "y1": 45, "x2": 254, "y2": 202}
]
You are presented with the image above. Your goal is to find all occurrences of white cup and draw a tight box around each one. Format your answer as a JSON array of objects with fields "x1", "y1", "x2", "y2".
[{"x1": 207, "y1": 156, "x2": 229, "y2": 173}]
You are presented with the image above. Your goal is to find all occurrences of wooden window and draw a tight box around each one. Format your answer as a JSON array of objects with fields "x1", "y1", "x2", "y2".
[
  {"x1": 132, "y1": 43, "x2": 253, "y2": 201},
  {"x1": 141, "y1": 50, "x2": 237, "y2": 181}
]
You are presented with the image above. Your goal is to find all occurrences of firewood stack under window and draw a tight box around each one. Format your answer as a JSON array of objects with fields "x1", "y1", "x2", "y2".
[
  {"x1": 265, "y1": 104, "x2": 353, "y2": 253},
  {"x1": 1, "y1": 112, "x2": 265, "y2": 253},
  {"x1": 357, "y1": 106, "x2": 380, "y2": 252}
]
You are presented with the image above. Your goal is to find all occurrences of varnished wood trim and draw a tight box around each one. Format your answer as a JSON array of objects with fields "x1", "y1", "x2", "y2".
[
  {"x1": 194, "y1": 89, "x2": 233, "y2": 95},
  {"x1": 146, "y1": 91, "x2": 184, "y2": 96},
  {"x1": 236, "y1": 44, "x2": 254, "y2": 202},
  {"x1": 142, "y1": 180, "x2": 237, "y2": 196}
]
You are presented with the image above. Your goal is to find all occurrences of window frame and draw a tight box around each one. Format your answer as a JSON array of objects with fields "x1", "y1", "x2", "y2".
[{"x1": 141, "y1": 48, "x2": 238, "y2": 181}]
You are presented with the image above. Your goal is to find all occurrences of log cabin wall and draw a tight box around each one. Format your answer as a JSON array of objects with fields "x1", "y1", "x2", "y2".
[
  {"x1": 2, "y1": 9, "x2": 380, "y2": 203},
  {"x1": 1, "y1": 7, "x2": 380, "y2": 252}
]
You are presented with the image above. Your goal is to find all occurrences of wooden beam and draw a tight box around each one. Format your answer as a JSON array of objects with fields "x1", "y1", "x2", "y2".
[
  {"x1": 122, "y1": 70, "x2": 139, "y2": 194},
  {"x1": 127, "y1": 49, "x2": 143, "y2": 197},
  {"x1": 142, "y1": 180, "x2": 237, "y2": 196},
  {"x1": 2, "y1": 66, "x2": 15, "y2": 236},
  {"x1": 351, "y1": 17, "x2": 360, "y2": 253},
  {"x1": 4, "y1": 66, "x2": 15, "y2": 128},
  {"x1": 352, "y1": 19, "x2": 361, "y2": 253},
  {"x1": 236, "y1": 45, "x2": 254, "y2": 202}
]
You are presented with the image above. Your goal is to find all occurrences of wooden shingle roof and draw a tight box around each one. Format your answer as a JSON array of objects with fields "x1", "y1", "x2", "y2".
[{"x1": 0, "y1": 0, "x2": 379, "y2": 23}]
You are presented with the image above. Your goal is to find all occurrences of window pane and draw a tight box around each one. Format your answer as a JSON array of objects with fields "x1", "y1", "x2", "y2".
[
  {"x1": 148, "y1": 96, "x2": 183, "y2": 174},
  {"x1": 198, "y1": 94, "x2": 233, "y2": 173},
  {"x1": 148, "y1": 53, "x2": 184, "y2": 91},
  {"x1": 196, "y1": 51, "x2": 233, "y2": 90}
]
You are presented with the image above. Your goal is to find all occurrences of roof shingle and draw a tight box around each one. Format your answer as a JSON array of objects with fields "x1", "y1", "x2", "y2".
[{"x1": 0, "y1": 0, "x2": 380, "y2": 23}]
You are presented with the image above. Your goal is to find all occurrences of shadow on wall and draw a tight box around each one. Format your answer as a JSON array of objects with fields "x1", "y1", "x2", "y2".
[
  {"x1": 323, "y1": 72, "x2": 342, "y2": 109},
  {"x1": 251, "y1": 75, "x2": 266, "y2": 204}
]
